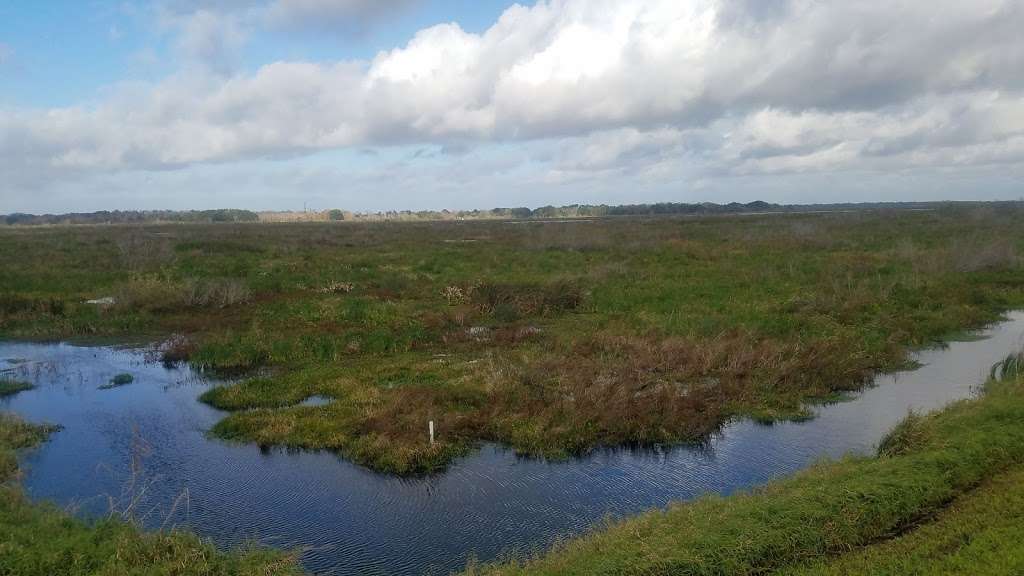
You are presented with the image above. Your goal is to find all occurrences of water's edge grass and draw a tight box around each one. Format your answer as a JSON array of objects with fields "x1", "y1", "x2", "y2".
[
  {"x1": 0, "y1": 411, "x2": 304, "y2": 575},
  {"x1": 467, "y1": 353, "x2": 1024, "y2": 575}
]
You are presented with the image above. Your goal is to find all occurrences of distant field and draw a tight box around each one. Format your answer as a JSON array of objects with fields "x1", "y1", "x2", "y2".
[{"x1": 2, "y1": 206, "x2": 1023, "y2": 473}]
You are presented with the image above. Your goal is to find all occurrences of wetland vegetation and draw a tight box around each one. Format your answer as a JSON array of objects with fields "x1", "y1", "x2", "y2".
[
  {"x1": 2, "y1": 204, "x2": 1024, "y2": 474},
  {"x1": 2, "y1": 203, "x2": 1024, "y2": 574},
  {"x1": 0, "y1": 379, "x2": 34, "y2": 397},
  {"x1": 469, "y1": 351, "x2": 1024, "y2": 575}
]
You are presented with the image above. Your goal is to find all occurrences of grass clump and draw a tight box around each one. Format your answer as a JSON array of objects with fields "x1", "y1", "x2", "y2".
[
  {"x1": 877, "y1": 411, "x2": 932, "y2": 457},
  {"x1": 991, "y1": 351, "x2": 1024, "y2": 381},
  {"x1": 0, "y1": 380, "x2": 34, "y2": 397},
  {"x1": 0, "y1": 412, "x2": 303, "y2": 575},
  {"x1": 0, "y1": 413, "x2": 60, "y2": 481},
  {"x1": 200, "y1": 377, "x2": 312, "y2": 410},
  {"x1": 466, "y1": 364, "x2": 1024, "y2": 575},
  {"x1": 98, "y1": 373, "x2": 134, "y2": 390}
]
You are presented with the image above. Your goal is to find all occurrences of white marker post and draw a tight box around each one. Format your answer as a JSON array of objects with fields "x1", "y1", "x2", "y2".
[{"x1": 429, "y1": 420, "x2": 435, "y2": 445}]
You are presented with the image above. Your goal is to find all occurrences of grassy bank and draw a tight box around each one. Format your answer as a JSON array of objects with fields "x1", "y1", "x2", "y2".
[
  {"x1": 0, "y1": 411, "x2": 303, "y2": 575},
  {"x1": 782, "y1": 467, "x2": 1024, "y2": 575},
  {"x1": 2, "y1": 206, "x2": 1024, "y2": 473},
  {"x1": 468, "y1": 352, "x2": 1024, "y2": 575}
]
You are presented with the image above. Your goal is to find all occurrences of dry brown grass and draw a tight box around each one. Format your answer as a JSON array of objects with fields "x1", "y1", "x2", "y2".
[
  {"x1": 116, "y1": 232, "x2": 177, "y2": 272},
  {"x1": 466, "y1": 329, "x2": 876, "y2": 455}
]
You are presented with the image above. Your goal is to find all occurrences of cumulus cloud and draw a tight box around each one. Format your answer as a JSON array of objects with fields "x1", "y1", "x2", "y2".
[
  {"x1": 3, "y1": 0, "x2": 1024, "y2": 205},
  {"x1": 716, "y1": 91, "x2": 1024, "y2": 175}
]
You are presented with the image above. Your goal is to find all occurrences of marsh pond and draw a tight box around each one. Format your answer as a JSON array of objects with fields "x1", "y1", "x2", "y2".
[{"x1": 3, "y1": 311, "x2": 1023, "y2": 575}]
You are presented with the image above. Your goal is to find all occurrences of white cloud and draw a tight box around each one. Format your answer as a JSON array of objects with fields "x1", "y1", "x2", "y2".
[
  {"x1": 717, "y1": 91, "x2": 1024, "y2": 175},
  {"x1": 3, "y1": 0, "x2": 1024, "y2": 209}
]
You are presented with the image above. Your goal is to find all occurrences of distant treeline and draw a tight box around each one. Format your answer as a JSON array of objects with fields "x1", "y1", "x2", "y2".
[
  {"x1": 287, "y1": 200, "x2": 944, "y2": 222},
  {"x1": 0, "y1": 200, "x2": 999, "y2": 226},
  {"x1": 2, "y1": 209, "x2": 259, "y2": 226}
]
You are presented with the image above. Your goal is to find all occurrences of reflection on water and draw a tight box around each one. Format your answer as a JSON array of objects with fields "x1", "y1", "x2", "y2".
[{"x1": 3, "y1": 311, "x2": 1023, "y2": 575}]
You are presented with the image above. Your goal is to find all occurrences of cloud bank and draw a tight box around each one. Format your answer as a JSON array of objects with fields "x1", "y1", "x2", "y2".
[{"x1": 2, "y1": 0, "x2": 1023, "y2": 210}]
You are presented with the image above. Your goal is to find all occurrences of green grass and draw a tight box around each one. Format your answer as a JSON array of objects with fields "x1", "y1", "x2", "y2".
[
  {"x1": 781, "y1": 468, "x2": 1024, "y2": 575},
  {"x1": 466, "y1": 369, "x2": 1024, "y2": 575},
  {"x1": 0, "y1": 412, "x2": 304, "y2": 575},
  {"x1": 98, "y1": 372, "x2": 134, "y2": 390},
  {"x1": 0, "y1": 414, "x2": 59, "y2": 481},
  {"x1": 0, "y1": 380, "x2": 34, "y2": 397},
  {"x1": 2, "y1": 206, "x2": 1024, "y2": 472}
]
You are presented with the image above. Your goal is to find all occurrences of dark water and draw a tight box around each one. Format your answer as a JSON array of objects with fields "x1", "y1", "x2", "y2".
[{"x1": 3, "y1": 311, "x2": 1023, "y2": 575}]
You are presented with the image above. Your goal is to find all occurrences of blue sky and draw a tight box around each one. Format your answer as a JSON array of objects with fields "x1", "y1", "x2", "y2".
[
  {"x1": 1, "y1": 0, "x2": 1022, "y2": 214},
  {"x1": 0, "y1": 0, "x2": 512, "y2": 107}
]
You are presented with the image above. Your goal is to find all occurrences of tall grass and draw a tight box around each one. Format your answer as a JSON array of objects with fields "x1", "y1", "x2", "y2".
[
  {"x1": 115, "y1": 274, "x2": 251, "y2": 312},
  {"x1": 991, "y1": 351, "x2": 1024, "y2": 381}
]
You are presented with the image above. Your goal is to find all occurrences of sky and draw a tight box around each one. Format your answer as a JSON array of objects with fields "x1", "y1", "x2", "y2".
[{"x1": 1, "y1": 0, "x2": 1022, "y2": 214}]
